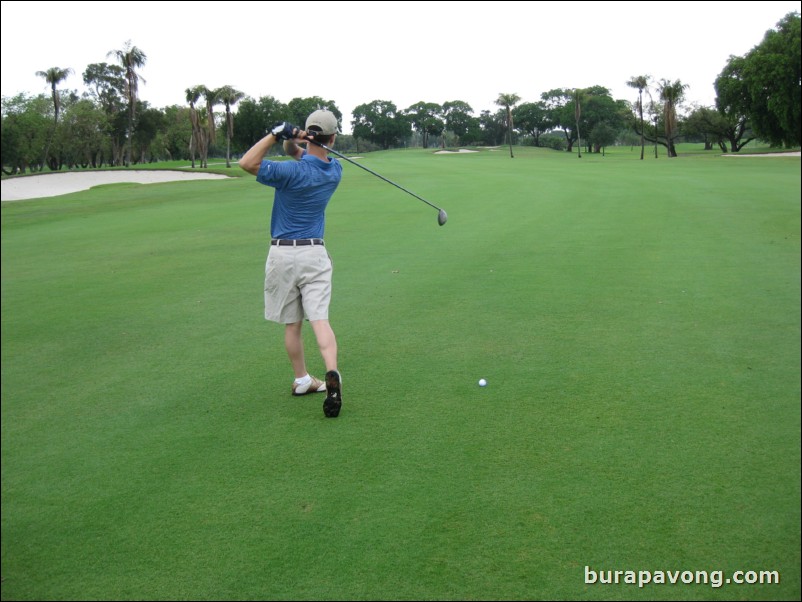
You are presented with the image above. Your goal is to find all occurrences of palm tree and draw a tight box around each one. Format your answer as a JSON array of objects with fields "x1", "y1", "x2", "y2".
[
  {"x1": 36, "y1": 66, "x2": 73, "y2": 125},
  {"x1": 202, "y1": 86, "x2": 219, "y2": 151},
  {"x1": 186, "y1": 86, "x2": 211, "y2": 168},
  {"x1": 657, "y1": 79, "x2": 688, "y2": 158},
  {"x1": 626, "y1": 75, "x2": 650, "y2": 160},
  {"x1": 107, "y1": 40, "x2": 147, "y2": 166},
  {"x1": 648, "y1": 100, "x2": 660, "y2": 158},
  {"x1": 573, "y1": 88, "x2": 585, "y2": 158},
  {"x1": 35, "y1": 66, "x2": 73, "y2": 170},
  {"x1": 186, "y1": 86, "x2": 202, "y2": 168},
  {"x1": 215, "y1": 86, "x2": 245, "y2": 167},
  {"x1": 495, "y1": 93, "x2": 520, "y2": 158}
]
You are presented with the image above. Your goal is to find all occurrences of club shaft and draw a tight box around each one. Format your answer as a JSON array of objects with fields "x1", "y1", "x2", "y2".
[{"x1": 307, "y1": 138, "x2": 443, "y2": 212}]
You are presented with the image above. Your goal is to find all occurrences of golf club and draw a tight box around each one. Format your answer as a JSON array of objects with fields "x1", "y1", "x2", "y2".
[{"x1": 305, "y1": 135, "x2": 448, "y2": 226}]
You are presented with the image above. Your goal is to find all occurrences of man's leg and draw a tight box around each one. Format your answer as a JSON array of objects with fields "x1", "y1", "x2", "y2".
[
  {"x1": 286, "y1": 321, "x2": 327, "y2": 395},
  {"x1": 311, "y1": 319, "x2": 342, "y2": 417},
  {"x1": 284, "y1": 321, "x2": 308, "y2": 378},
  {"x1": 309, "y1": 319, "x2": 337, "y2": 372}
]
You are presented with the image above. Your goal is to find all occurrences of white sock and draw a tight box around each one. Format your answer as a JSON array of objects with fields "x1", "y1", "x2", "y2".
[{"x1": 294, "y1": 374, "x2": 311, "y2": 386}]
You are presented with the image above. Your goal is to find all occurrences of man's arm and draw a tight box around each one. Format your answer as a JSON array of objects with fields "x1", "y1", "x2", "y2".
[
  {"x1": 283, "y1": 135, "x2": 308, "y2": 161},
  {"x1": 238, "y1": 133, "x2": 278, "y2": 175},
  {"x1": 238, "y1": 123, "x2": 303, "y2": 174}
]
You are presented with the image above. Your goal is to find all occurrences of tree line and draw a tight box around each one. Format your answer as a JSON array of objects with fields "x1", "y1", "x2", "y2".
[{"x1": 2, "y1": 12, "x2": 798, "y2": 175}]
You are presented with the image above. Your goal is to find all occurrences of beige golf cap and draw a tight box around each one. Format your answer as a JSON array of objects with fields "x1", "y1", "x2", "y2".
[{"x1": 306, "y1": 109, "x2": 339, "y2": 135}]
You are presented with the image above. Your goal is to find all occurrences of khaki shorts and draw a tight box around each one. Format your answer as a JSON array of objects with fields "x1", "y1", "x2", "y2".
[{"x1": 264, "y1": 245, "x2": 333, "y2": 323}]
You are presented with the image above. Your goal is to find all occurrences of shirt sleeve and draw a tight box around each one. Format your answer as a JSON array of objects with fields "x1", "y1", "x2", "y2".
[
  {"x1": 256, "y1": 151, "x2": 308, "y2": 188},
  {"x1": 256, "y1": 160, "x2": 290, "y2": 188}
]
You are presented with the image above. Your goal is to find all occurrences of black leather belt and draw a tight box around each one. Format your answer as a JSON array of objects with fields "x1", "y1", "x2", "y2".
[{"x1": 271, "y1": 238, "x2": 324, "y2": 246}]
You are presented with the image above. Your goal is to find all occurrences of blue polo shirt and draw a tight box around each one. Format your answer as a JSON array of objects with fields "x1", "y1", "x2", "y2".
[{"x1": 256, "y1": 152, "x2": 342, "y2": 239}]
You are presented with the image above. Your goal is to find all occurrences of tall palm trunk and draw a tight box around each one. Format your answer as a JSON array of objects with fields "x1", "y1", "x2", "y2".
[
  {"x1": 627, "y1": 76, "x2": 650, "y2": 161},
  {"x1": 575, "y1": 91, "x2": 582, "y2": 159},
  {"x1": 495, "y1": 93, "x2": 520, "y2": 159},
  {"x1": 108, "y1": 41, "x2": 147, "y2": 167},
  {"x1": 638, "y1": 92, "x2": 645, "y2": 160},
  {"x1": 507, "y1": 107, "x2": 515, "y2": 158},
  {"x1": 36, "y1": 66, "x2": 73, "y2": 171},
  {"x1": 41, "y1": 97, "x2": 58, "y2": 172},
  {"x1": 658, "y1": 79, "x2": 688, "y2": 159},
  {"x1": 226, "y1": 116, "x2": 233, "y2": 168},
  {"x1": 189, "y1": 132, "x2": 196, "y2": 169}
]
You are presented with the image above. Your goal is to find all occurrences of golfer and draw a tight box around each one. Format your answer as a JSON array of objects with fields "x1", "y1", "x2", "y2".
[{"x1": 238, "y1": 109, "x2": 343, "y2": 418}]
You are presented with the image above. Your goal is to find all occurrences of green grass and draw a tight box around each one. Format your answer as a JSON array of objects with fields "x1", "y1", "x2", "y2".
[{"x1": 2, "y1": 146, "x2": 800, "y2": 601}]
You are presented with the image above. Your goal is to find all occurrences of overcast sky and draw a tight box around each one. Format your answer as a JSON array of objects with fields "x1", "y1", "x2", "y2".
[{"x1": 2, "y1": 0, "x2": 800, "y2": 133}]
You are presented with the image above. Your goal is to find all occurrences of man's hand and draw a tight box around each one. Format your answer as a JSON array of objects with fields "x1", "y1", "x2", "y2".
[{"x1": 271, "y1": 122, "x2": 299, "y2": 141}]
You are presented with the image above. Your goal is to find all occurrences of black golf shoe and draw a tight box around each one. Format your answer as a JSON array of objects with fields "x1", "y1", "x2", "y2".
[{"x1": 323, "y1": 370, "x2": 342, "y2": 418}]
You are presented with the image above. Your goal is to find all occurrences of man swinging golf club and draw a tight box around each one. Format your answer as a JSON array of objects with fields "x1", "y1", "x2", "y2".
[{"x1": 239, "y1": 109, "x2": 343, "y2": 418}]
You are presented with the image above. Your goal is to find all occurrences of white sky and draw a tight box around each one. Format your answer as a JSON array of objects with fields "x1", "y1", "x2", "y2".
[{"x1": 2, "y1": 0, "x2": 800, "y2": 133}]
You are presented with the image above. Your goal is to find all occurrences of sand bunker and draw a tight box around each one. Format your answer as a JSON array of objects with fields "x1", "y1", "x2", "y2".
[
  {"x1": 723, "y1": 151, "x2": 800, "y2": 157},
  {"x1": 1, "y1": 170, "x2": 233, "y2": 202}
]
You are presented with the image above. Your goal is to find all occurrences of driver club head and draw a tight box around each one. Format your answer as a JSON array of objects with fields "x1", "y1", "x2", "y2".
[{"x1": 438, "y1": 209, "x2": 448, "y2": 226}]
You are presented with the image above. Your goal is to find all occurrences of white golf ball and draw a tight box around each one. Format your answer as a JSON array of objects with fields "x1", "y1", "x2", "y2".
[{"x1": 478, "y1": 378, "x2": 487, "y2": 387}]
